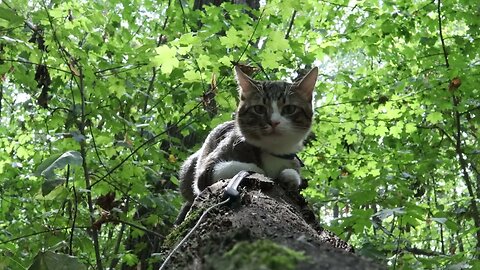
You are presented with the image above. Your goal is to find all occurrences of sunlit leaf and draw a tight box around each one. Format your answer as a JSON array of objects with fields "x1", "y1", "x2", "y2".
[
  {"x1": 38, "y1": 151, "x2": 83, "y2": 180},
  {"x1": 28, "y1": 251, "x2": 86, "y2": 270}
]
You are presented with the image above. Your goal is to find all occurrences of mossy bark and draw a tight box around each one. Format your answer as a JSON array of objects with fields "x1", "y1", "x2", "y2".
[{"x1": 161, "y1": 174, "x2": 385, "y2": 270}]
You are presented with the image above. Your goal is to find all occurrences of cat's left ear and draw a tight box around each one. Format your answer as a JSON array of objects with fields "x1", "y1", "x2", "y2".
[
  {"x1": 295, "y1": 67, "x2": 318, "y2": 102},
  {"x1": 234, "y1": 65, "x2": 256, "y2": 99}
]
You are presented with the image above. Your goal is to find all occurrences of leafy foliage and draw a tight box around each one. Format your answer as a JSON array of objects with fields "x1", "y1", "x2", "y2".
[{"x1": 0, "y1": 0, "x2": 479, "y2": 269}]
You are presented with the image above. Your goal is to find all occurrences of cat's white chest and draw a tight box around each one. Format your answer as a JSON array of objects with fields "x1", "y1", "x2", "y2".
[{"x1": 261, "y1": 152, "x2": 298, "y2": 178}]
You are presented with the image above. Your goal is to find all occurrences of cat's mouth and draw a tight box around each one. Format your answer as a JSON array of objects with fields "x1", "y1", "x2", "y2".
[
  {"x1": 265, "y1": 131, "x2": 281, "y2": 136},
  {"x1": 263, "y1": 127, "x2": 282, "y2": 136}
]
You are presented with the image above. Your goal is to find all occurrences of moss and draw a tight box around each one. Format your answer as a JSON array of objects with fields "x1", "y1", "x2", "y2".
[
  {"x1": 207, "y1": 240, "x2": 308, "y2": 270},
  {"x1": 162, "y1": 208, "x2": 202, "y2": 248}
]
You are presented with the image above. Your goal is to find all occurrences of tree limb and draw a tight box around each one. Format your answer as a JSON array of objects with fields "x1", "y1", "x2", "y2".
[
  {"x1": 0, "y1": 226, "x2": 90, "y2": 245},
  {"x1": 437, "y1": 0, "x2": 449, "y2": 68},
  {"x1": 285, "y1": 10, "x2": 297, "y2": 39}
]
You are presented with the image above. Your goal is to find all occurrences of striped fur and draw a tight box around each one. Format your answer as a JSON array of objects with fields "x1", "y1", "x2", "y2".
[{"x1": 179, "y1": 66, "x2": 318, "y2": 212}]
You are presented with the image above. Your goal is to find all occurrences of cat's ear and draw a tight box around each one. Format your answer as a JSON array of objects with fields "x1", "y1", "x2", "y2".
[
  {"x1": 295, "y1": 67, "x2": 318, "y2": 102},
  {"x1": 234, "y1": 65, "x2": 256, "y2": 99}
]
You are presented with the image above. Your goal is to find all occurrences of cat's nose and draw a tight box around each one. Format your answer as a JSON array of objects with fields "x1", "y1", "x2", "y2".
[{"x1": 270, "y1": 121, "x2": 280, "y2": 128}]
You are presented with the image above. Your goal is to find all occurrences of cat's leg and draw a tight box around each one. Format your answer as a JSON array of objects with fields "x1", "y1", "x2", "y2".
[
  {"x1": 194, "y1": 160, "x2": 264, "y2": 195},
  {"x1": 278, "y1": 168, "x2": 302, "y2": 189},
  {"x1": 176, "y1": 152, "x2": 199, "y2": 225},
  {"x1": 179, "y1": 152, "x2": 198, "y2": 203},
  {"x1": 213, "y1": 161, "x2": 264, "y2": 181},
  {"x1": 174, "y1": 202, "x2": 192, "y2": 225}
]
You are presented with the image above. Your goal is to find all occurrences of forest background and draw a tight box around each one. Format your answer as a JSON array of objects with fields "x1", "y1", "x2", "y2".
[{"x1": 0, "y1": 0, "x2": 479, "y2": 269}]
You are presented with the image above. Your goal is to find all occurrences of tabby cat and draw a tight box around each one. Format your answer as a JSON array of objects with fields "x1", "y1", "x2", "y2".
[{"x1": 176, "y1": 66, "x2": 318, "y2": 223}]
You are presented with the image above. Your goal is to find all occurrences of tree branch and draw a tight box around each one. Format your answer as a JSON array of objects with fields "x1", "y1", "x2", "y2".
[
  {"x1": 90, "y1": 103, "x2": 204, "y2": 187},
  {"x1": 460, "y1": 104, "x2": 480, "y2": 116},
  {"x1": 285, "y1": 10, "x2": 297, "y2": 39},
  {"x1": 452, "y1": 93, "x2": 480, "y2": 257},
  {"x1": 1, "y1": 58, "x2": 72, "y2": 74},
  {"x1": 94, "y1": 63, "x2": 147, "y2": 77},
  {"x1": 142, "y1": 0, "x2": 171, "y2": 125},
  {"x1": 0, "y1": 226, "x2": 90, "y2": 245},
  {"x1": 109, "y1": 195, "x2": 131, "y2": 270},
  {"x1": 237, "y1": 7, "x2": 266, "y2": 64},
  {"x1": 438, "y1": 0, "x2": 480, "y2": 257},
  {"x1": 0, "y1": 83, "x2": 3, "y2": 118},
  {"x1": 69, "y1": 180, "x2": 78, "y2": 256},
  {"x1": 437, "y1": 0, "x2": 449, "y2": 68},
  {"x1": 77, "y1": 67, "x2": 103, "y2": 270}
]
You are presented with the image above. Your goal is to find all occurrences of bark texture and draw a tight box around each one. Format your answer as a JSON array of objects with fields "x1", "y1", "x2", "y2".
[{"x1": 161, "y1": 174, "x2": 385, "y2": 270}]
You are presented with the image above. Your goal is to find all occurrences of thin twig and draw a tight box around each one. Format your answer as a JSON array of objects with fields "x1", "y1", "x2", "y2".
[
  {"x1": 94, "y1": 63, "x2": 147, "y2": 76},
  {"x1": 317, "y1": 0, "x2": 350, "y2": 8},
  {"x1": 91, "y1": 102, "x2": 203, "y2": 187},
  {"x1": 92, "y1": 5, "x2": 265, "y2": 189},
  {"x1": 69, "y1": 181, "x2": 78, "y2": 256},
  {"x1": 142, "y1": 0, "x2": 171, "y2": 121},
  {"x1": 392, "y1": 216, "x2": 403, "y2": 270},
  {"x1": 88, "y1": 124, "x2": 131, "y2": 196},
  {"x1": 0, "y1": 58, "x2": 71, "y2": 74},
  {"x1": 77, "y1": 66, "x2": 103, "y2": 269},
  {"x1": 237, "y1": 7, "x2": 266, "y2": 64},
  {"x1": 453, "y1": 94, "x2": 480, "y2": 256},
  {"x1": 114, "y1": 218, "x2": 164, "y2": 239},
  {"x1": 177, "y1": 0, "x2": 188, "y2": 32},
  {"x1": 285, "y1": 10, "x2": 297, "y2": 39},
  {"x1": 0, "y1": 226, "x2": 90, "y2": 245},
  {"x1": 109, "y1": 194, "x2": 130, "y2": 269},
  {"x1": 40, "y1": 0, "x2": 80, "y2": 88},
  {"x1": 437, "y1": 0, "x2": 449, "y2": 68},
  {"x1": 0, "y1": 84, "x2": 3, "y2": 118},
  {"x1": 438, "y1": 0, "x2": 480, "y2": 257},
  {"x1": 460, "y1": 104, "x2": 480, "y2": 116},
  {"x1": 39, "y1": 1, "x2": 103, "y2": 264}
]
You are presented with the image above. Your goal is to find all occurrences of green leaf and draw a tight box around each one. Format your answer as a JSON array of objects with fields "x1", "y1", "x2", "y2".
[
  {"x1": 28, "y1": 251, "x2": 86, "y2": 270},
  {"x1": 0, "y1": 7, "x2": 24, "y2": 26},
  {"x1": 431, "y1": 217, "x2": 447, "y2": 224},
  {"x1": 426, "y1": 112, "x2": 443, "y2": 124},
  {"x1": 375, "y1": 124, "x2": 389, "y2": 136},
  {"x1": 260, "y1": 50, "x2": 282, "y2": 69},
  {"x1": 372, "y1": 207, "x2": 405, "y2": 221},
  {"x1": 152, "y1": 45, "x2": 179, "y2": 75},
  {"x1": 42, "y1": 179, "x2": 66, "y2": 196},
  {"x1": 219, "y1": 27, "x2": 242, "y2": 48},
  {"x1": 122, "y1": 253, "x2": 139, "y2": 267},
  {"x1": 405, "y1": 122, "x2": 417, "y2": 133},
  {"x1": 38, "y1": 151, "x2": 83, "y2": 180},
  {"x1": 169, "y1": 175, "x2": 179, "y2": 186},
  {"x1": 197, "y1": 54, "x2": 211, "y2": 69},
  {"x1": 267, "y1": 30, "x2": 289, "y2": 51},
  {"x1": 37, "y1": 186, "x2": 68, "y2": 201}
]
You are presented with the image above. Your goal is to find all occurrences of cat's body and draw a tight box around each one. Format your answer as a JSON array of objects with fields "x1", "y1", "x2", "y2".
[{"x1": 176, "y1": 66, "x2": 318, "y2": 224}]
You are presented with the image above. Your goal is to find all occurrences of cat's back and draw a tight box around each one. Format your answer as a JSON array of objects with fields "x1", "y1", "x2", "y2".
[{"x1": 201, "y1": 120, "x2": 236, "y2": 153}]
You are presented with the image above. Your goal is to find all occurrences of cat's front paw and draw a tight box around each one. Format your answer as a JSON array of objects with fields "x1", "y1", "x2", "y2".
[
  {"x1": 213, "y1": 161, "x2": 265, "y2": 181},
  {"x1": 278, "y1": 169, "x2": 301, "y2": 190}
]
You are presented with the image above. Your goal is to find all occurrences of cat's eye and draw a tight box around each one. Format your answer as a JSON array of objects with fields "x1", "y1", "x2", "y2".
[
  {"x1": 252, "y1": 105, "x2": 267, "y2": 115},
  {"x1": 282, "y1": 105, "x2": 298, "y2": 115}
]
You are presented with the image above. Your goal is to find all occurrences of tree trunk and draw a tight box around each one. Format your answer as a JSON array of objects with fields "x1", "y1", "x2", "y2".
[{"x1": 161, "y1": 174, "x2": 384, "y2": 269}]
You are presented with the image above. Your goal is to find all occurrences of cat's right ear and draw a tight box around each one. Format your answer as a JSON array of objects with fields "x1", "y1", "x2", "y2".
[
  {"x1": 295, "y1": 67, "x2": 318, "y2": 102},
  {"x1": 234, "y1": 66, "x2": 256, "y2": 100}
]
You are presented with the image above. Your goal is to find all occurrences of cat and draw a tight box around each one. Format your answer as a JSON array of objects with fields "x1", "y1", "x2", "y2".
[{"x1": 176, "y1": 66, "x2": 318, "y2": 224}]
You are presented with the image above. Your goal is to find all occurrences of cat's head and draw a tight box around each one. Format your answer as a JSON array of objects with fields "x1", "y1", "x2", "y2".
[{"x1": 234, "y1": 66, "x2": 318, "y2": 155}]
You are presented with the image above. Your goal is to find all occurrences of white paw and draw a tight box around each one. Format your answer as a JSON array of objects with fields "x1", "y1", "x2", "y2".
[
  {"x1": 213, "y1": 161, "x2": 264, "y2": 181},
  {"x1": 278, "y1": 168, "x2": 301, "y2": 189}
]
